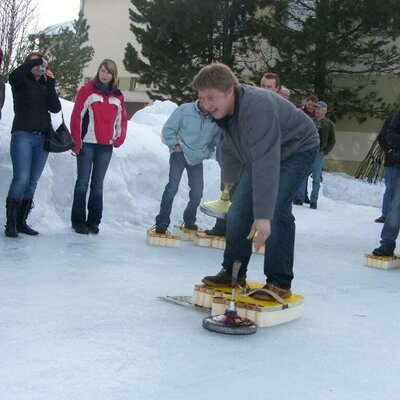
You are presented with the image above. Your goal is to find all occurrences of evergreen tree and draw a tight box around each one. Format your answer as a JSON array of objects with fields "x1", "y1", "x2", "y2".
[
  {"x1": 124, "y1": 0, "x2": 270, "y2": 103},
  {"x1": 251, "y1": 0, "x2": 400, "y2": 122},
  {"x1": 31, "y1": 16, "x2": 94, "y2": 101}
]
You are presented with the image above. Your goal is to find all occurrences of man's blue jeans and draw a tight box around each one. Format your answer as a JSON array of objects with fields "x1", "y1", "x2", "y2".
[
  {"x1": 156, "y1": 151, "x2": 203, "y2": 227},
  {"x1": 222, "y1": 146, "x2": 318, "y2": 288},
  {"x1": 71, "y1": 143, "x2": 113, "y2": 225},
  {"x1": 380, "y1": 167, "x2": 400, "y2": 251},
  {"x1": 296, "y1": 152, "x2": 325, "y2": 202},
  {"x1": 382, "y1": 166, "x2": 395, "y2": 217},
  {"x1": 8, "y1": 131, "x2": 49, "y2": 200}
]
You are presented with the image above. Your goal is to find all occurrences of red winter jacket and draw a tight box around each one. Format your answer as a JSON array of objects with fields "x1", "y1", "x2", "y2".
[{"x1": 70, "y1": 81, "x2": 128, "y2": 153}]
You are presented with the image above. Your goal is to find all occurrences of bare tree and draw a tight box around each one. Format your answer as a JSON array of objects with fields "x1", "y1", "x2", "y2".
[{"x1": 0, "y1": 0, "x2": 38, "y2": 79}]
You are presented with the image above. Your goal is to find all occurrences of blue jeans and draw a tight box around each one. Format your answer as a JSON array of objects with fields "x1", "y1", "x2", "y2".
[
  {"x1": 222, "y1": 146, "x2": 318, "y2": 288},
  {"x1": 380, "y1": 167, "x2": 400, "y2": 251},
  {"x1": 156, "y1": 151, "x2": 203, "y2": 227},
  {"x1": 71, "y1": 143, "x2": 113, "y2": 225},
  {"x1": 8, "y1": 131, "x2": 49, "y2": 200},
  {"x1": 296, "y1": 152, "x2": 325, "y2": 202},
  {"x1": 382, "y1": 166, "x2": 395, "y2": 217}
]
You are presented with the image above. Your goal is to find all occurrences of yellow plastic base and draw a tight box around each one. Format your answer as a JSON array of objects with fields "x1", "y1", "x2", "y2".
[
  {"x1": 364, "y1": 253, "x2": 400, "y2": 270},
  {"x1": 193, "y1": 282, "x2": 304, "y2": 328},
  {"x1": 146, "y1": 229, "x2": 180, "y2": 247}
]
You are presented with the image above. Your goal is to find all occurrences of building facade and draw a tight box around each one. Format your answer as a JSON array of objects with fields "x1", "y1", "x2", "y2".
[{"x1": 80, "y1": 0, "x2": 151, "y2": 118}]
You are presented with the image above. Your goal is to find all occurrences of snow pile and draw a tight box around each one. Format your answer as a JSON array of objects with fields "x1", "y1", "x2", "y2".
[{"x1": 0, "y1": 85, "x2": 221, "y2": 232}]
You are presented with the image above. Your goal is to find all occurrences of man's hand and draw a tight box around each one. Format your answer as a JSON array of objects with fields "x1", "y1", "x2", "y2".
[{"x1": 247, "y1": 219, "x2": 271, "y2": 251}]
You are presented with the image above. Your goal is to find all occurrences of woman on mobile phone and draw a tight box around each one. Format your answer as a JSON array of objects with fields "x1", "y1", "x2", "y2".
[
  {"x1": 5, "y1": 52, "x2": 61, "y2": 238},
  {"x1": 70, "y1": 59, "x2": 127, "y2": 234}
]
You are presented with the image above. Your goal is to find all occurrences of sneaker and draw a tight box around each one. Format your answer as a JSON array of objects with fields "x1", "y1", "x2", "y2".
[
  {"x1": 155, "y1": 224, "x2": 168, "y2": 234},
  {"x1": 304, "y1": 195, "x2": 310, "y2": 204},
  {"x1": 72, "y1": 223, "x2": 89, "y2": 234},
  {"x1": 293, "y1": 198, "x2": 303, "y2": 206},
  {"x1": 184, "y1": 223, "x2": 198, "y2": 231},
  {"x1": 374, "y1": 216, "x2": 386, "y2": 223},
  {"x1": 202, "y1": 269, "x2": 246, "y2": 287},
  {"x1": 310, "y1": 201, "x2": 317, "y2": 209},
  {"x1": 249, "y1": 283, "x2": 292, "y2": 301},
  {"x1": 87, "y1": 222, "x2": 99, "y2": 234},
  {"x1": 372, "y1": 244, "x2": 394, "y2": 257},
  {"x1": 204, "y1": 228, "x2": 225, "y2": 237}
]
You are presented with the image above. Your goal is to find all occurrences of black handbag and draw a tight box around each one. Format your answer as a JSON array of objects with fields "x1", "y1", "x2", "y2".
[{"x1": 44, "y1": 113, "x2": 74, "y2": 153}]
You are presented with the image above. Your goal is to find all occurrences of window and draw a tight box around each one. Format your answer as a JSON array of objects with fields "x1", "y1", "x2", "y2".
[{"x1": 130, "y1": 78, "x2": 137, "y2": 91}]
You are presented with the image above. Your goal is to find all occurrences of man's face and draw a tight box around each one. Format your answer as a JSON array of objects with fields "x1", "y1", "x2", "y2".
[
  {"x1": 315, "y1": 107, "x2": 327, "y2": 120},
  {"x1": 279, "y1": 88, "x2": 290, "y2": 100},
  {"x1": 198, "y1": 87, "x2": 235, "y2": 119},
  {"x1": 306, "y1": 99, "x2": 317, "y2": 113},
  {"x1": 260, "y1": 78, "x2": 279, "y2": 92}
]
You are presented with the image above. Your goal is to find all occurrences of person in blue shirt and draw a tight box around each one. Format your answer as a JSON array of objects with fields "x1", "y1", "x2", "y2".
[{"x1": 154, "y1": 101, "x2": 221, "y2": 233}]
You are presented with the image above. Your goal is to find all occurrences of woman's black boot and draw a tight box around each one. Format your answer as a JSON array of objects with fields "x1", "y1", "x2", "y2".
[
  {"x1": 5, "y1": 198, "x2": 21, "y2": 238},
  {"x1": 17, "y1": 199, "x2": 39, "y2": 235}
]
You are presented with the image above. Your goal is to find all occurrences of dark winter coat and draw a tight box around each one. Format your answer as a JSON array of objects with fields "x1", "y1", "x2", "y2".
[
  {"x1": 217, "y1": 85, "x2": 319, "y2": 219},
  {"x1": 0, "y1": 47, "x2": 5, "y2": 121},
  {"x1": 318, "y1": 117, "x2": 336, "y2": 155},
  {"x1": 377, "y1": 112, "x2": 396, "y2": 167},
  {"x1": 9, "y1": 58, "x2": 61, "y2": 133},
  {"x1": 383, "y1": 109, "x2": 400, "y2": 167},
  {"x1": 0, "y1": 80, "x2": 5, "y2": 121}
]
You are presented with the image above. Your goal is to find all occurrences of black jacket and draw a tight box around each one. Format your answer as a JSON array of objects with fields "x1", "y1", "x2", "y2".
[
  {"x1": 0, "y1": 80, "x2": 5, "y2": 120},
  {"x1": 9, "y1": 58, "x2": 61, "y2": 133},
  {"x1": 377, "y1": 112, "x2": 396, "y2": 167}
]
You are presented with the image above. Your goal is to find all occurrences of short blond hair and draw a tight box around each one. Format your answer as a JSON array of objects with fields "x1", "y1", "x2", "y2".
[{"x1": 192, "y1": 63, "x2": 239, "y2": 92}]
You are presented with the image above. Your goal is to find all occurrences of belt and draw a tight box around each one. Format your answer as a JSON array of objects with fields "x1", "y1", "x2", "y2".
[{"x1": 31, "y1": 131, "x2": 46, "y2": 136}]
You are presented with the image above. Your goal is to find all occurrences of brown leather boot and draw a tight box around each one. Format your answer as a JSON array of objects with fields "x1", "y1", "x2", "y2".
[
  {"x1": 250, "y1": 283, "x2": 292, "y2": 301},
  {"x1": 202, "y1": 269, "x2": 246, "y2": 287}
]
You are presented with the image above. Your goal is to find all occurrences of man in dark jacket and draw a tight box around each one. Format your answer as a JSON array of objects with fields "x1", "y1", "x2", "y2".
[
  {"x1": 294, "y1": 100, "x2": 336, "y2": 209},
  {"x1": 192, "y1": 63, "x2": 319, "y2": 300},
  {"x1": 0, "y1": 47, "x2": 5, "y2": 121},
  {"x1": 375, "y1": 112, "x2": 396, "y2": 223},
  {"x1": 373, "y1": 109, "x2": 400, "y2": 257}
]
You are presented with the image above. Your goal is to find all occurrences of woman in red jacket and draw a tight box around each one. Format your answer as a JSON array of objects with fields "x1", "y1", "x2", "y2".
[{"x1": 70, "y1": 59, "x2": 127, "y2": 234}]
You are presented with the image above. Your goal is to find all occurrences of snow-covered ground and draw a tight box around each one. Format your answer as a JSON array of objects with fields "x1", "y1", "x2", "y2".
[{"x1": 0, "y1": 84, "x2": 399, "y2": 400}]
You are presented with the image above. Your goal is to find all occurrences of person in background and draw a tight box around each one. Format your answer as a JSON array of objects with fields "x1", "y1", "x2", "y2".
[
  {"x1": 4, "y1": 52, "x2": 61, "y2": 238},
  {"x1": 372, "y1": 108, "x2": 400, "y2": 257},
  {"x1": 293, "y1": 101, "x2": 336, "y2": 209},
  {"x1": 154, "y1": 100, "x2": 221, "y2": 234},
  {"x1": 300, "y1": 94, "x2": 318, "y2": 119},
  {"x1": 375, "y1": 112, "x2": 396, "y2": 223},
  {"x1": 297, "y1": 94, "x2": 318, "y2": 203},
  {"x1": 0, "y1": 47, "x2": 5, "y2": 121},
  {"x1": 279, "y1": 86, "x2": 291, "y2": 101},
  {"x1": 193, "y1": 63, "x2": 319, "y2": 300},
  {"x1": 70, "y1": 59, "x2": 127, "y2": 234},
  {"x1": 260, "y1": 72, "x2": 280, "y2": 92}
]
